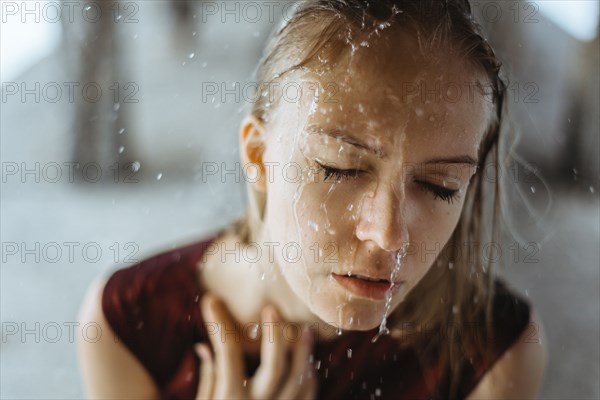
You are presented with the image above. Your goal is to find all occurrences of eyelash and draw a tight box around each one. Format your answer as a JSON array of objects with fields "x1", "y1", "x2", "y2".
[
  {"x1": 415, "y1": 180, "x2": 460, "y2": 204},
  {"x1": 317, "y1": 162, "x2": 361, "y2": 181},
  {"x1": 314, "y1": 162, "x2": 460, "y2": 204}
]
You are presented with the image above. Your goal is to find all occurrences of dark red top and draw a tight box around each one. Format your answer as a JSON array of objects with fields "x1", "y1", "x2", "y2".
[{"x1": 101, "y1": 234, "x2": 531, "y2": 399}]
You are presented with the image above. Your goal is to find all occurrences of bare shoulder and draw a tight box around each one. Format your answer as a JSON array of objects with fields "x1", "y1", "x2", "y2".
[
  {"x1": 466, "y1": 308, "x2": 548, "y2": 399},
  {"x1": 77, "y1": 275, "x2": 160, "y2": 399}
]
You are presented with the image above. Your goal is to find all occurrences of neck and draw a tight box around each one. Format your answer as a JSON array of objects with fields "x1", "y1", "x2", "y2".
[
  {"x1": 253, "y1": 226, "x2": 341, "y2": 342},
  {"x1": 200, "y1": 226, "x2": 340, "y2": 344}
]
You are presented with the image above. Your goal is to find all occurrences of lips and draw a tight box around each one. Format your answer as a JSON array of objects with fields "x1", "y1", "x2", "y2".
[
  {"x1": 331, "y1": 273, "x2": 402, "y2": 300},
  {"x1": 349, "y1": 274, "x2": 389, "y2": 283}
]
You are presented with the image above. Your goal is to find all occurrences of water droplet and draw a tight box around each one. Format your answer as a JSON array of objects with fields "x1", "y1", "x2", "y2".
[
  {"x1": 188, "y1": 52, "x2": 195, "y2": 59},
  {"x1": 118, "y1": 128, "x2": 125, "y2": 134},
  {"x1": 309, "y1": 221, "x2": 319, "y2": 232},
  {"x1": 156, "y1": 173, "x2": 163, "y2": 180},
  {"x1": 131, "y1": 161, "x2": 141, "y2": 172},
  {"x1": 347, "y1": 348, "x2": 353, "y2": 359},
  {"x1": 315, "y1": 360, "x2": 321, "y2": 370},
  {"x1": 375, "y1": 388, "x2": 382, "y2": 397},
  {"x1": 113, "y1": 103, "x2": 120, "y2": 111},
  {"x1": 118, "y1": 146, "x2": 125, "y2": 154},
  {"x1": 530, "y1": 186, "x2": 536, "y2": 193},
  {"x1": 590, "y1": 186, "x2": 595, "y2": 193},
  {"x1": 372, "y1": 248, "x2": 406, "y2": 342},
  {"x1": 192, "y1": 31, "x2": 197, "y2": 36},
  {"x1": 243, "y1": 379, "x2": 247, "y2": 387}
]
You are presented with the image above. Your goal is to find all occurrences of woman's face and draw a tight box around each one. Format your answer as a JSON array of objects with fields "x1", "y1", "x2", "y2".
[{"x1": 258, "y1": 34, "x2": 494, "y2": 331}]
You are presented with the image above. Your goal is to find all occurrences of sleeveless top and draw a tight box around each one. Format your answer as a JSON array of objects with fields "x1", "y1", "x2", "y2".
[{"x1": 101, "y1": 234, "x2": 531, "y2": 399}]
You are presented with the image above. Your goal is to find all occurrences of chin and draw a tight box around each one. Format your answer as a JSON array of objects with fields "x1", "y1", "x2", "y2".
[{"x1": 311, "y1": 301, "x2": 389, "y2": 333}]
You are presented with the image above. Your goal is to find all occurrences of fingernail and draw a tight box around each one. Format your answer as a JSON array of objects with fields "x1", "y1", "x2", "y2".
[
  {"x1": 195, "y1": 343, "x2": 211, "y2": 361},
  {"x1": 203, "y1": 293, "x2": 217, "y2": 308},
  {"x1": 248, "y1": 323, "x2": 259, "y2": 340},
  {"x1": 263, "y1": 305, "x2": 279, "y2": 322},
  {"x1": 302, "y1": 325, "x2": 313, "y2": 344}
]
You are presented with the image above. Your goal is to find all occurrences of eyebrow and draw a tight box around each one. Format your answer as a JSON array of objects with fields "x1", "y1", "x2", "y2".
[
  {"x1": 308, "y1": 125, "x2": 479, "y2": 166},
  {"x1": 422, "y1": 155, "x2": 479, "y2": 166},
  {"x1": 308, "y1": 125, "x2": 385, "y2": 158}
]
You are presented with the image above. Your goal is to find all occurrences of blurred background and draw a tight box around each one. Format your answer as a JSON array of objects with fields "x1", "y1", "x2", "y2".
[{"x1": 1, "y1": 0, "x2": 598, "y2": 398}]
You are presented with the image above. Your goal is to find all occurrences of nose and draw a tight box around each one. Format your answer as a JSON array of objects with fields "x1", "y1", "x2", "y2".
[{"x1": 355, "y1": 181, "x2": 409, "y2": 252}]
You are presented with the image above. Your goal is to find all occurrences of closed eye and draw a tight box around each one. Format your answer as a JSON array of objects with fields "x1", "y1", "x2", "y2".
[
  {"x1": 415, "y1": 180, "x2": 460, "y2": 204},
  {"x1": 315, "y1": 162, "x2": 362, "y2": 182}
]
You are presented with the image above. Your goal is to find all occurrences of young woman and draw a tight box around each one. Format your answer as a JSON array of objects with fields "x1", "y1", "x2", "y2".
[{"x1": 77, "y1": 1, "x2": 547, "y2": 398}]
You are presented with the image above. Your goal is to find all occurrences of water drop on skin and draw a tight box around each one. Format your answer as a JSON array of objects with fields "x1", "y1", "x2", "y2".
[{"x1": 372, "y1": 246, "x2": 407, "y2": 343}]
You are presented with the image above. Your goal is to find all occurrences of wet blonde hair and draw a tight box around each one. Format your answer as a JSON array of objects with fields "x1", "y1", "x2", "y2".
[{"x1": 231, "y1": 1, "x2": 508, "y2": 397}]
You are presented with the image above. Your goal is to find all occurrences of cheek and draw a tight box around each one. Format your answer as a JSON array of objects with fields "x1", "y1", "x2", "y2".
[{"x1": 406, "y1": 201, "x2": 464, "y2": 279}]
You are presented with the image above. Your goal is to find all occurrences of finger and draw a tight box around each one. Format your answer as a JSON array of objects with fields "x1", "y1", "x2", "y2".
[
  {"x1": 276, "y1": 325, "x2": 314, "y2": 399},
  {"x1": 201, "y1": 293, "x2": 245, "y2": 391},
  {"x1": 250, "y1": 305, "x2": 287, "y2": 399},
  {"x1": 297, "y1": 368, "x2": 318, "y2": 400},
  {"x1": 195, "y1": 343, "x2": 215, "y2": 399}
]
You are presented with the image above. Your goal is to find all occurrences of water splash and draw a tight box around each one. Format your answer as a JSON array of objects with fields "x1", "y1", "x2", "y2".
[{"x1": 371, "y1": 245, "x2": 407, "y2": 343}]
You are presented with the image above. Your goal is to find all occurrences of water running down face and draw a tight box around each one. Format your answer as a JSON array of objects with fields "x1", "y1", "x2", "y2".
[{"x1": 252, "y1": 29, "x2": 494, "y2": 332}]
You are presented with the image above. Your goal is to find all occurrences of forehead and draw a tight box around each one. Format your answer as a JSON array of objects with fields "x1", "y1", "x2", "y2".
[{"x1": 295, "y1": 31, "x2": 494, "y2": 158}]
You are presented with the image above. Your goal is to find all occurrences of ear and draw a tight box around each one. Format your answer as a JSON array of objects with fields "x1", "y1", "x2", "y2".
[{"x1": 239, "y1": 115, "x2": 267, "y2": 193}]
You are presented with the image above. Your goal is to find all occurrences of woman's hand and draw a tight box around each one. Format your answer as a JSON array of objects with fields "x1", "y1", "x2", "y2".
[{"x1": 194, "y1": 293, "x2": 317, "y2": 399}]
